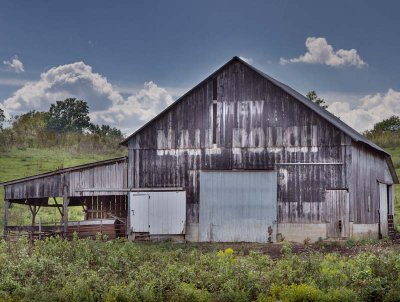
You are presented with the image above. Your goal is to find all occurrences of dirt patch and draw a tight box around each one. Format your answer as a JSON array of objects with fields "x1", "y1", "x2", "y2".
[{"x1": 171, "y1": 240, "x2": 400, "y2": 259}]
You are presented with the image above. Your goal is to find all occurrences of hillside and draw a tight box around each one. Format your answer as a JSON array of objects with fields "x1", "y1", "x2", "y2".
[{"x1": 0, "y1": 147, "x2": 126, "y2": 229}]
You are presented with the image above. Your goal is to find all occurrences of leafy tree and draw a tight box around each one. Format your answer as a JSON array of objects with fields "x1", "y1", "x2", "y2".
[
  {"x1": 306, "y1": 91, "x2": 328, "y2": 109},
  {"x1": 10, "y1": 111, "x2": 50, "y2": 147},
  {"x1": 88, "y1": 124, "x2": 123, "y2": 138},
  {"x1": 0, "y1": 108, "x2": 5, "y2": 130},
  {"x1": 365, "y1": 115, "x2": 400, "y2": 137},
  {"x1": 47, "y1": 98, "x2": 91, "y2": 133}
]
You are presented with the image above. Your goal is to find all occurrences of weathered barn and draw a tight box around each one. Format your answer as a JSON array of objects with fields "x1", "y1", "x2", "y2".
[{"x1": 2, "y1": 56, "x2": 398, "y2": 242}]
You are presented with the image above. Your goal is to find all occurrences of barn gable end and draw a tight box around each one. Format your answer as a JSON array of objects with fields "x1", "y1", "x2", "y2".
[{"x1": 125, "y1": 57, "x2": 396, "y2": 242}]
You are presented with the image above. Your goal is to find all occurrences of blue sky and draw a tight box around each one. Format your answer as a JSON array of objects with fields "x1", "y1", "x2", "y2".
[{"x1": 1, "y1": 0, "x2": 399, "y2": 134}]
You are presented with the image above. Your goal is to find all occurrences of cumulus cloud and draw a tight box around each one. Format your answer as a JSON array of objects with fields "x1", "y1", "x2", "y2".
[
  {"x1": 280, "y1": 37, "x2": 367, "y2": 68},
  {"x1": 239, "y1": 56, "x2": 253, "y2": 64},
  {"x1": 327, "y1": 89, "x2": 400, "y2": 132},
  {"x1": 90, "y1": 81, "x2": 174, "y2": 131},
  {"x1": 3, "y1": 56, "x2": 25, "y2": 73},
  {"x1": 1, "y1": 61, "x2": 175, "y2": 134}
]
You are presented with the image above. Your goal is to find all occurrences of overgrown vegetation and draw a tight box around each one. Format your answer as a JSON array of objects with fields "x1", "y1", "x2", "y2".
[
  {"x1": 1, "y1": 238, "x2": 400, "y2": 301},
  {"x1": 0, "y1": 98, "x2": 125, "y2": 154},
  {"x1": 365, "y1": 115, "x2": 400, "y2": 150}
]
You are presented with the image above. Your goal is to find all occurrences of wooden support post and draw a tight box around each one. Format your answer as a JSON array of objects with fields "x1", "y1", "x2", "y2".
[
  {"x1": 30, "y1": 205, "x2": 37, "y2": 227},
  {"x1": 53, "y1": 197, "x2": 64, "y2": 217},
  {"x1": 63, "y1": 186, "x2": 70, "y2": 238},
  {"x1": 3, "y1": 200, "x2": 9, "y2": 239}
]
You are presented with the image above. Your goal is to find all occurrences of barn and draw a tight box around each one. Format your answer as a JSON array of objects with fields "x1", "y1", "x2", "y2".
[{"x1": 2, "y1": 56, "x2": 398, "y2": 243}]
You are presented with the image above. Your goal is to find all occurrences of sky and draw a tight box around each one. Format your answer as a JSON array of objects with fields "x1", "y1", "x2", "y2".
[{"x1": 0, "y1": 0, "x2": 400, "y2": 135}]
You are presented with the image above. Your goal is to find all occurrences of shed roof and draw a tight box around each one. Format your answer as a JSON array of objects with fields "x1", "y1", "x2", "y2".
[{"x1": 0, "y1": 156, "x2": 127, "y2": 186}]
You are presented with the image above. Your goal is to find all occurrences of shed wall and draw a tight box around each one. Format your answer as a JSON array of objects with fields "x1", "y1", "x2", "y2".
[{"x1": 5, "y1": 160, "x2": 127, "y2": 200}]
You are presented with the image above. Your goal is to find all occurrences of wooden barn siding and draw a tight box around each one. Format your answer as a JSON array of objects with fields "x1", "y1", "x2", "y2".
[
  {"x1": 68, "y1": 161, "x2": 127, "y2": 196},
  {"x1": 351, "y1": 143, "x2": 390, "y2": 224},
  {"x1": 5, "y1": 174, "x2": 65, "y2": 200},
  {"x1": 127, "y1": 61, "x2": 352, "y2": 224},
  {"x1": 5, "y1": 161, "x2": 127, "y2": 200}
]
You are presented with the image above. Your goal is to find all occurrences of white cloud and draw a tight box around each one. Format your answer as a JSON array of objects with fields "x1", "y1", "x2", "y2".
[
  {"x1": 3, "y1": 56, "x2": 25, "y2": 73},
  {"x1": 1, "y1": 61, "x2": 175, "y2": 134},
  {"x1": 91, "y1": 81, "x2": 174, "y2": 131},
  {"x1": 327, "y1": 89, "x2": 400, "y2": 132},
  {"x1": 280, "y1": 37, "x2": 367, "y2": 68},
  {"x1": 0, "y1": 77, "x2": 29, "y2": 86},
  {"x1": 239, "y1": 56, "x2": 253, "y2": 64}
]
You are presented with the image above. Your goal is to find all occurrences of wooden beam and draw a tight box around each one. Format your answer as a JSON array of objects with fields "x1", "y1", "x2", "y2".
[
  {"x1": 62, "y1": 186, "x2": 70, "y2": 236},
  {"x1": 3, "y1": 200, "x2": 9, "y2": 239},
  {"x1": 52, "y1": 197, "x2": 64, "y2": 217},
  {"x1": 29, "y1": 205, "x2": 41, "y2": 227}
]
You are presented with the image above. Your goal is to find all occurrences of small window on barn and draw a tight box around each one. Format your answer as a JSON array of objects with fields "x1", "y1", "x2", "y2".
[
  {"x1": 212, "y1": 77, "x2": 218, "y2": 146},
  {"x1": 212, "y1": 101, "x2": 217, "y2": 145},
  {"x1": 213, "y1": 77, "x2": 217, "y2": 100}
]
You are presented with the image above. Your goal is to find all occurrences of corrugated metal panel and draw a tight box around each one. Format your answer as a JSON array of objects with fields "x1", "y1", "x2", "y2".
[
  {"x1": 130, "y1": 191, "x2": 186, "y2": 235},
  {"x1": 199, "y1": 171, "x2": 277, "y2": 243}
]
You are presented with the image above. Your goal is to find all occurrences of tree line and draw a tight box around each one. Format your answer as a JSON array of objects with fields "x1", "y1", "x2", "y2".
[{"x1": 0, "y1": 98, "x2": 125, "y2": 154}]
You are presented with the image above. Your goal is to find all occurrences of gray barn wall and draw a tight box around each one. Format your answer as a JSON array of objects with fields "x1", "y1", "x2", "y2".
[
  {"x1": 127, "y1": 61, "x2": 356, "y2": 240},
  {"x1": 351, "y1": 142, "x2": 394, "y2": 224}
]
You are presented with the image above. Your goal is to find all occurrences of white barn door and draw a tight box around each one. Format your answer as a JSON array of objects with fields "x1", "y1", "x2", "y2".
[
  {"x1": 130, "y1": 194, "x2": 149, "y2": 233},
  {"x1": 130, "y1": 191, "x2": 186, "y2": 235},
  {"x1": 379, "y1": 183, "x2": 389, "y2": 237}
]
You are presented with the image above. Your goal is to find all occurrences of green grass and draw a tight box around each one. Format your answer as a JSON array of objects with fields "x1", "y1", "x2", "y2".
[{"x1": 0, "y1": 147, "x2": 126, "y2": 228}]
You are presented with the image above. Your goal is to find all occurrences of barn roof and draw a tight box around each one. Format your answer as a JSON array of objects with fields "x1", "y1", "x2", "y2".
[
  {"x1": 120, "y1": 56, "x2": 387, "y2": 156},
  {"x1": 120, "y1": 56, "x2": 397, "y2": 183},
  {"x1": 0, "y1": 156, "x2": 127, "y2": 186}
]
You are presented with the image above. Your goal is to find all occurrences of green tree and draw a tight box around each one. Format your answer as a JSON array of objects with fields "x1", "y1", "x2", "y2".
[
  {"x1": 10, "y1": 111, "x2": 50, "y2": 147},
  {"x1": 365, "y1": 115, "x2": 400, "y2": 137},
  {"x1": 88, "y1": 124, "x2": 123, "y2": 138},
  {"x1": 0, "y1": 108, "x2": 5, "y2": 130},
  {"x1": 47, "y1": 98, "x2": 91, "y2": 133},
  {"x1": 306, "y1": 91, "x2": 328, "y2": 109}
]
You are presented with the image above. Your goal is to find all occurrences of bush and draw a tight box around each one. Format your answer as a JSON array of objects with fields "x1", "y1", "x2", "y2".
[{"x1": 1, "y1": 238, "x2": 400, "y2": 301}]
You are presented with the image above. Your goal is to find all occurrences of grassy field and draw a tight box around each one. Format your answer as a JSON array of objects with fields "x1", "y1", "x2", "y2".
[{"x1": 0, "y1": 147, "x2": 126, "y2": 229}]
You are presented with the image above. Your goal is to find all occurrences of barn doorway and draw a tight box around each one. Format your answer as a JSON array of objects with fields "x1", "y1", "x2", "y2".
[
  {"x1": 199, "y1": 171, "x2": 277, "y2": 243},
  {"x1": 379, "y1": 183, "x2": 389, "y2": 237},
  {"x1": 325, "y1": 189, "x2": 350, "y2": 238},
  {"x1": 129, "y1": 191, "x2": 186, "y2": 237}
]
